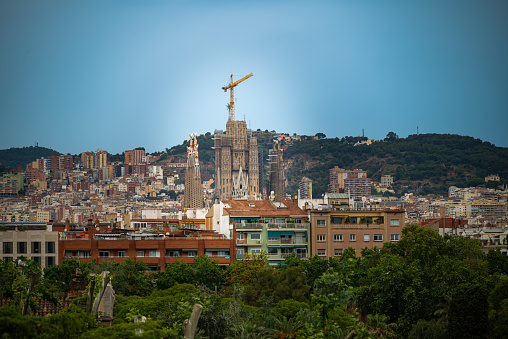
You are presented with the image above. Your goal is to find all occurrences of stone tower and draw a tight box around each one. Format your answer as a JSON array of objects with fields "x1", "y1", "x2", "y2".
[
  {"x1": 214, "y1": 121, "x2": 259, "y2": 200},
  {"x1": 268, "y1": 139, "x2": 285, "y2": 200},
  {"x1": 183, "y1": 133, "x2": 204, "y2": 209}
]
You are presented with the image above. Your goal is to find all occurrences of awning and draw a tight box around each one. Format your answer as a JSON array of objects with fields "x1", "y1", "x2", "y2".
[
  {"x1": 267, "y1": 231, "x2": 295, "y2": 236},
  {"x1": 268, "y1": 245, "x2": 295, "y2": 248},
  {"x1": 182, "y1": 249, "x2": 198, "y2": 251}
]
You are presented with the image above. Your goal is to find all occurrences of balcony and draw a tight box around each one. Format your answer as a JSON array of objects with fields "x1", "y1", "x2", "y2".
[
  {"x1": 267, "y1": 223, "x2": 309, "y2": 229},
  {"x1": 235, "y1": 223, "x2": 263, "y2": 230},
  {"x1": 267, "y1": 238, "x2": 308, "y2": 245}
]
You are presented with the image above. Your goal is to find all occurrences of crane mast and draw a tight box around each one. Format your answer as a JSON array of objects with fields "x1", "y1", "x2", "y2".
[{"x1": 222, "y1": 73, "x2": 253, "y2": 121}]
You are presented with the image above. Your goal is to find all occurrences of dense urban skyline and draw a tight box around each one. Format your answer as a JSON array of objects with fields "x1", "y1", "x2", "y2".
[{"x1": 1, "y1": 0, "x2": 507, "y2": 154}]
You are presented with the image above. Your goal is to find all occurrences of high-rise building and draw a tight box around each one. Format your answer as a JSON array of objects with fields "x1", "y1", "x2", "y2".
[
  {"x1": 328, "y1": 167, "x2": 367, "y2": 193},
  {"x1": 183, "y1": 134, "x2": 204, "y2": 209},
  {"x1": 81, "y1": 149, "x2": 107, "y2": 170},
  {"x1": 268, "y1": 140, "x2": 285, "y2": 200},
  {"x1": 214, "y1": 121, "x2": 259, "y2": 200},
  {"x1": 125, "y1": 149, "x2": 146, "y2": 165},
  {"x1": 298, "y1": 177, "x2": 312, "y2": 199}
]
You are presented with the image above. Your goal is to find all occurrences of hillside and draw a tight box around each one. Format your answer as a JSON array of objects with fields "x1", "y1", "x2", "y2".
[
  {"x1": 0, "y1": 146, "x2": 61, "y2": 170},
  {"x1": 283, "y1": 133, "x2": 508, "y2": 196},
  {"x1": 163, "y1": 132, "x2": 508, "y2": 197}
]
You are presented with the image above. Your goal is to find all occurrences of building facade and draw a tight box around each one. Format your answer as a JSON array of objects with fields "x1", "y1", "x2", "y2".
[
  {"x1": 214, "y1": 121, "x2": 259, "y2": 200},
  {"x1": 183, "y1": 134, "x2": 204, "y2": 209},
  {"x1": 309, "y1": 208, "x2": 405, "y2": 257},
  {"x1": 328, "y1": 167, "x2": 367, "y2": 193},
  {"x1": 298, "y1": 177, "x2": 312, "y2": 199},
  {"x1": 220, "y1": 199, "x2": 309, "y2": 265},
  {"x1": 0, "y1": 222, "x2": 58, "y2": 268},
  {"x1": 268, "y1": 140, "x2": 285, "y2": 200}
]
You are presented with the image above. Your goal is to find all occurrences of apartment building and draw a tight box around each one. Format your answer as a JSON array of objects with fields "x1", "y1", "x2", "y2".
[
  {"x1": 58, "y1": 220, "x2": 233, "y2": 271},
  {"x1": 310, "y1": 208, "x2": 405, "y2": 257},
  {"x1": 0, "y1": 222, "x2": 58, "y2": 268},
  {"x1": 220, "y1": 199, "x2": 309, "y2": 265},
  {"x1": 125, "y1": 149, "x2": 146, "y2": 165}
]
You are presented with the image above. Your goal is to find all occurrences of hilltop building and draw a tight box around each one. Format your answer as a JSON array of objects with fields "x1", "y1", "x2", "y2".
[
  {"x1": 213, "y1": 121, "x2": 259, "y2": 200},
  {"x1": 183, "y1": 134, "x2": 204, "y2": 209}
]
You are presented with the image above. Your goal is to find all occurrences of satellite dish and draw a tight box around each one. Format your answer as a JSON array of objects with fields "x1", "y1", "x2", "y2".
[{"x1": 96, "y1": 226, "x2": 100, "y2": 231}]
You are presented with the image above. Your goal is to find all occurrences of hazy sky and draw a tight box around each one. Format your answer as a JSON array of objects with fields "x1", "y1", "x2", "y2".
[{"x1": 1, "y1": 0, "x2": 507, "y2": 154}]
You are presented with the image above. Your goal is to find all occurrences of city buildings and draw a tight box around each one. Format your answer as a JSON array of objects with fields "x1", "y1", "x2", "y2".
[
  {"x1": 125, "y1": 149, "x2": 146, "y2": 165},
  {"x1": 328, "y1": 167, "x2": 368, "y2": 193}
]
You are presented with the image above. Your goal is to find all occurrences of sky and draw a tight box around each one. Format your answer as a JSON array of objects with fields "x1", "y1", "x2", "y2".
[{"x1": 1, "y1": 0, "x2": 507, "y2": 155}]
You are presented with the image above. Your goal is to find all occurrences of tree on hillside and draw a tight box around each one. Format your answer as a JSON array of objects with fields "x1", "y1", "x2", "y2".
[
  {"x1": 384, "y1": 131, "x2": 399, "y2": 141},
  {"x1": 315, "y1": 133, "x2": 326, "y2": 139}
]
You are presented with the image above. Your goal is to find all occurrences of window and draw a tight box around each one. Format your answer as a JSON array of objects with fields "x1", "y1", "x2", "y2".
[
  {"x1": 237, "y1": 233, "x2": 245, "y2": 240},
  {"x1": 32, "y1": 242, "x2": 41, "y2": 254},
  {"x1": 317, "y1": 234, "x2": 326, "y2": 242},
  {"x1": 45, "y1": 257, "x2": 54, "y2": 266},
  {"x1": 46, "y1": 241, "x2": 55, "y2": 254},
  {"x1": 390, "y1": 219, "x2": 400, "y2": 226},
  {"x1": 350, "y1": 234, "x2": 356, "y2": 242},
  {"x1": 317, "y1": 249, "x2": 326, "y2": 256},
  {"x1": 334, "y1": 249, "x2": 343, "y2": 256},
  {"x1": 33, "y1": 257, "x2": 41, "y2": 265},
  {"x1": 3, "y1": 242, "x2": 13, "y2": 254},
  {"x1": 167, "y1": 251, "x2": 179, "y2": 257},
  {"x1": 391, "y1": 234, "x2": 400, "y2": 242},
  {"x1": 187, "y1": 251, "x2": 196, "y2": 257},
  {"x1": 250, "y1": 248, "x2": 261, "y2": 254},
  {"x1": 331, "y1": 217, "x2": 342, "y2": 224},
  {"x1": 334, "y1": 234, "x2": 343, "y2": 242},
  {"x1": 268, "y1": 248, "x2": 278, "y2": 256},
  {"x1": 4, "y1": 257, "x2": 12, "y2": 263},
  {"x1": 237, "y1": 248, "x2": 244, "y2": 255},
  {"x1": 137, "y1": 250, "x2": 145, "y2": 257},
  {"x1": 217, "y1": 251, "x2": 228, "y2": 257},
  {"x1": 78, "y1": 251, "x2": 90, "y2": 258},
  {"x1": 118, "y1": 251, "x2": 126, "y2": 257},
  {"x1": 17, "y1": 242, "x2": 27, "y2": 254},
  {"x1": 316, "y1": 219, "x2": 326, "y2": 227},
  {"x1": 99, "y1": 251, "x2": 110, "y2": 258},
  {"x1": 149, "y1": 251, "x2": 160, "y2": 257},
  {"x1": 374, "y1": 234, "x2": 383, "y2": 242},
  {"x1": 364, "y1": 234, "x2": 370, "y2": 242},
  {"x1": 250, "y1": 233, "x2": 261, "y2": 240},
  {"x1": 350, "y1": 217, "x2": 358, "y2": 224},
  {"x1": 366, "y1": 217, "x2": 373, "y2": 223}
]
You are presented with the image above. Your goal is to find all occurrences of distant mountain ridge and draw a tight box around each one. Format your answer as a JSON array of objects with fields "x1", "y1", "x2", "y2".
[{"x1": 0, "y1": 146, "x2": 61, "y2": 169}]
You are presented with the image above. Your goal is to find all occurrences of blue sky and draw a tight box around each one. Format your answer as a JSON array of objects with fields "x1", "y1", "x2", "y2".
[{"x1": 1, "y1": 0, "x2": 507, "y2": 154}]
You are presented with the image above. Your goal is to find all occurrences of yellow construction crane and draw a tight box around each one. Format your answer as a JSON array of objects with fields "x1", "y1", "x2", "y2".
[{"x1": 222, "y1": 73, "x2": 253, "y2": 121}]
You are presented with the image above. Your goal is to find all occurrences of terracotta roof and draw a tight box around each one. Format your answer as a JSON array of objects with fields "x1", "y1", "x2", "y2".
[{"x1": 222, "y1": 199, "x2": 306, "y2": 217}]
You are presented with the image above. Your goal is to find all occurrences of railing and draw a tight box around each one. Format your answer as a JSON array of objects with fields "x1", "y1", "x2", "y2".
[
  {"x1": 268, "y1": 253, "x2": 308, "y2": 260},
  {"x1": 61, "y1": 235, "x2": 229, "y2": 241},
  {"x1": 235, "y1": 223, "x2": 263, "y2": 230},
  {"x1": 267, "y1": 223, "x2": 309, "y2": 229},
  {"x1": 267, "y1": 238, "x2": 308, "y2": 245}
]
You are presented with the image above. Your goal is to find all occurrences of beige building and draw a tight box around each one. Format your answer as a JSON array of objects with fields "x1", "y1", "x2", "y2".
[
  {"x1": 0, "y1": 223, "x2": 58, "y2": 268},
  {"x1": 310, "y1": 208, "x2": 405, "y2": 257},
  {"x1": 81, "y1": 149, "x2": 107, "y2": 170}
]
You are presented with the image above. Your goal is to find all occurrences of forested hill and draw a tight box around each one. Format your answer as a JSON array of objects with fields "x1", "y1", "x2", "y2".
[
  {"x1": 284, "y1": 133, "x2": 508, "y2": 196},
  {"x1": 0, "y1": 146, "x2": 61, "y2": 169}
]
